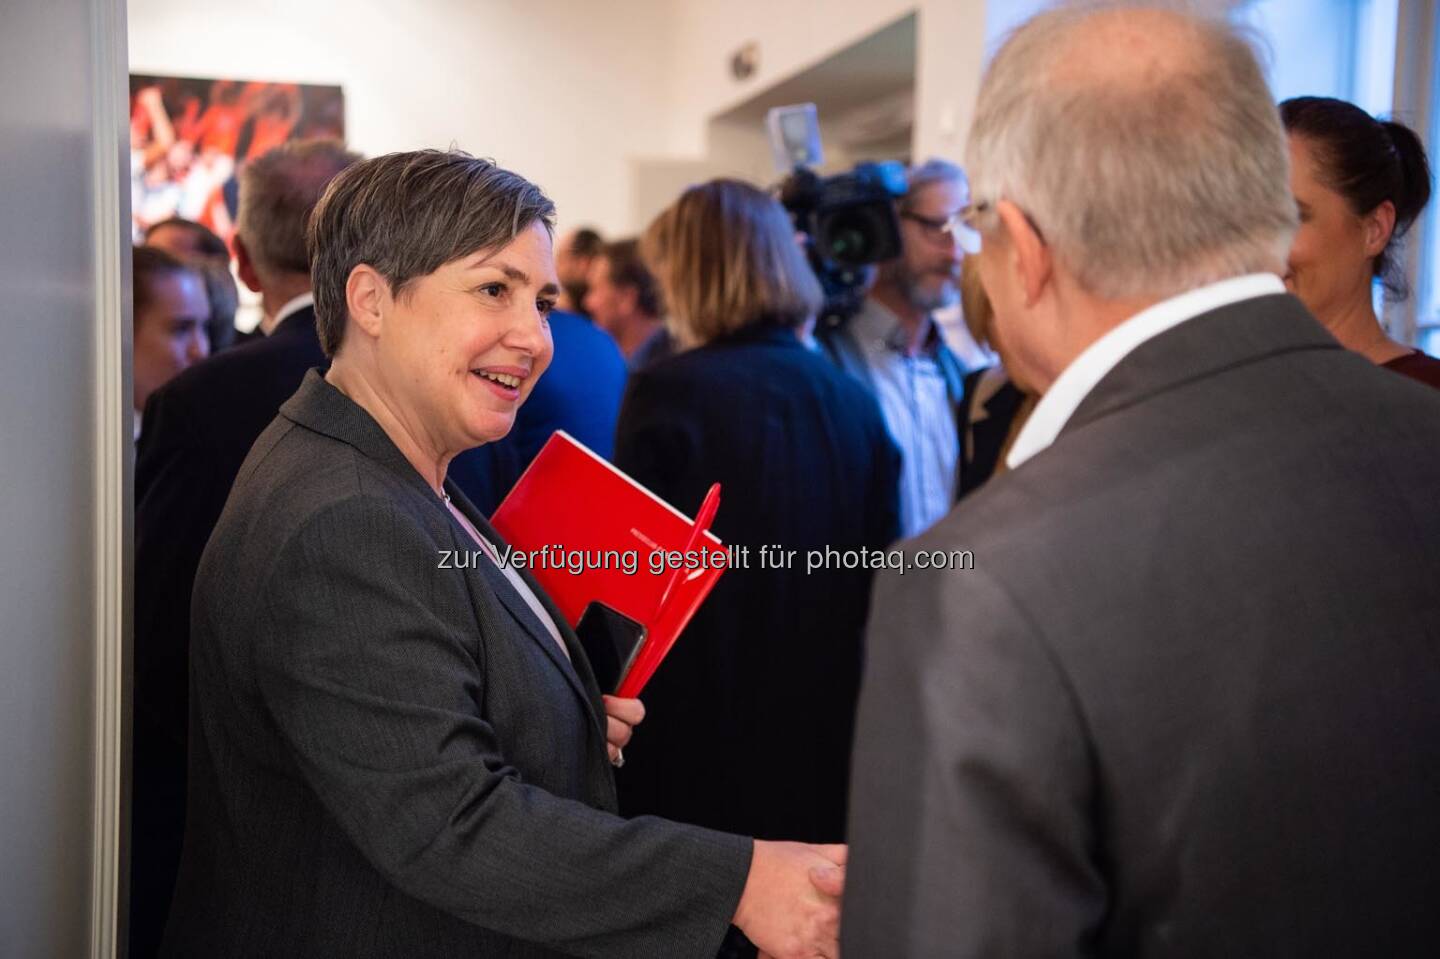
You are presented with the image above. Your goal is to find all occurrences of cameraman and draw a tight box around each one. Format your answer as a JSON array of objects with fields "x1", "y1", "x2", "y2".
[{"x1": 815, "y1": 159, "x2": 973, "y2": 538}]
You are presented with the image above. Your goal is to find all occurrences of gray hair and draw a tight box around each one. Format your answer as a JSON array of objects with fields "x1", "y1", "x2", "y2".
[
  {"x1": 900, "y1": 158, "x2": 969, "y2": 212},
  {"x1": 307, "y1": 149, "x2": 557, "y2": 357},
  {"x1": 965, "y1": 2, "x2": 1298, "y2": 299},
  {"x1": 236, "y1": 139, "x2": 361, "y2": 278}
]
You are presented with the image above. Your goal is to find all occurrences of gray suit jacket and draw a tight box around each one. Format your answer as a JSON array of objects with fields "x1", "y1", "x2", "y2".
[
  {"x1": 161, "y1": 370, "x2": 751, "y2": 958},
  {"x1": 843, "y1": 294, "x2": 1440, "y2": 957}
]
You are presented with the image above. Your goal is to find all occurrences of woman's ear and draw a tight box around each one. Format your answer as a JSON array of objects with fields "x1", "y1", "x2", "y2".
[
  {"x1": 1363, "y1": 200, "x2": 1397, "y2": 259},
  {"x1": 345, "y1": 264, "x2": 389, "y2": 340}
]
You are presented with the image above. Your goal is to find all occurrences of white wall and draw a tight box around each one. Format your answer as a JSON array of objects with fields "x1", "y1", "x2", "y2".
[
  {"x1": 913, "y1": 0, "x2": 990, "y2": 165},
  {"x1": 655, "y1": 0, "x2": 996, "y2": 177},
  {"x1": 2, "y1": 0, "x2": 129, "y2": 952},
  {"x1": 658, "y1": 0, "x2": 918, "y2": 155},
  {"x1": 129, "y1": 0, "x2": 1015, "y2": 234},
  {"x1": 129, "y1": 0, "x2": 674, "y2": 235}
]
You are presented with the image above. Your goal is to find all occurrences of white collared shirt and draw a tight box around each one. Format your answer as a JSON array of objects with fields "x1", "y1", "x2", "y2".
[
  {"x1": 847, "y1": 298, "x2": 960, "y2": 538},
  {"x1": 445, "y1": 497, "x2": 570, "y2": 662},
  {"x1": 1006, "y1": 273, "x2": 1286, "y2": 469},
  {"x1": 264, "y1": 291, "x2": 315, "y2": 335}
]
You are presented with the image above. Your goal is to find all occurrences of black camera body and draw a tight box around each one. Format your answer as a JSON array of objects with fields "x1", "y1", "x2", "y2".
[{"x1": 779, "y1": 161, "x2": 908, "y2": 326}]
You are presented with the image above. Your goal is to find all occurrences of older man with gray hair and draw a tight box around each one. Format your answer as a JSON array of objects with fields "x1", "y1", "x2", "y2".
[
  {"x1": 844, "y1": 4, "x2": 1440, "y2": 957},
  {"x1": 131, "y1": 138, "x2": 360, "y2": 958}
]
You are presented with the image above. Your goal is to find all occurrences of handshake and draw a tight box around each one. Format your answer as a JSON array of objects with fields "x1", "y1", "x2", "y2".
[
  {"x1": 604, "y1": 696, "x2": 844, "y2": 957},
  {"x1": 733, "y1": 840, "x2": 846, "y2": 959}
]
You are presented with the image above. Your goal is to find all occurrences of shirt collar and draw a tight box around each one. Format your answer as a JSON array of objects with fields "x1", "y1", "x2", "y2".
[
  {"x1": 270, "y1": 291, "x2": 315, "y2": 332},
  {"x1": 1005, "y1": 273, "x2": 1286, "y2": 470},
  {"x1": 852, "y1": 298, "x2": 941, "y2": 356}
]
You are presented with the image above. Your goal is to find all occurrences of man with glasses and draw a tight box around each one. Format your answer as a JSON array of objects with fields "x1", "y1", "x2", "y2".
[{"x1": 816, "y1": 158, "x2": 979, "y2": 538}]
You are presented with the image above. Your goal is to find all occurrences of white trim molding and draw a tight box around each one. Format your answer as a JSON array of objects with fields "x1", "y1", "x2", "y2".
[
  {"x1": 89, "y1": 0, "x2": 131, "y2": 952},
  {"x1": 1392, "y1": 0, "x2": 1436, "y2": 346}
]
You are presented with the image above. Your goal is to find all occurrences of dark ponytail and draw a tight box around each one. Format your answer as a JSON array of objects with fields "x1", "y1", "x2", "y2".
[
  {"x1": 1381, "y1": 119, "x2": 1434, "y2": 240},
  {"x1": 1280, "y1": 96, "x2": 1434, "y2": 300}
]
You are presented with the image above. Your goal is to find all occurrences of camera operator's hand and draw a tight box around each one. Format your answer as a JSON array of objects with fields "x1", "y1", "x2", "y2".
[{"x1": 734, "y1": 841, "x2": 846, "y2": 959}]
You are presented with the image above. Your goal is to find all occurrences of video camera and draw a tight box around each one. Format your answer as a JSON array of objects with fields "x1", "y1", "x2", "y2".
[{"x1": 767, "y1": 103, "x2": 908, "y2": 325}]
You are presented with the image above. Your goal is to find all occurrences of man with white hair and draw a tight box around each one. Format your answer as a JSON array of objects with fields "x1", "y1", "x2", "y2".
[{"x1": 844, "y1": 5, "x2": 1440, "y2": 956}]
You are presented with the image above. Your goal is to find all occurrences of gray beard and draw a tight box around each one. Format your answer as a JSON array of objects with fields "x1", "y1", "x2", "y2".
[{"x1": 905, "y1": 276, "x2": 960, "y2": 313}]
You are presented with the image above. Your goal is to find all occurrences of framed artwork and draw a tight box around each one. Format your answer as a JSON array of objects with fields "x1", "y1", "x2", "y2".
[{"x1": 129, "y1": 74, "x2": 345, "y2": 243}]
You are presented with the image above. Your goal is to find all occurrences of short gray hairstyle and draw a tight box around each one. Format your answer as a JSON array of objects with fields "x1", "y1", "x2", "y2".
[
  {"x1": 307, "y1": 149, "x2": 557, "y2": 357},
  {"x1": 900, "y1": 158, "x2": 969, "y2": 213},
  {"x1": 965, "y1": 2, "x2": 1298, "y2": 299},
  {"x1": 236, "y1": 139, "x2": 360, "y2": 278}
]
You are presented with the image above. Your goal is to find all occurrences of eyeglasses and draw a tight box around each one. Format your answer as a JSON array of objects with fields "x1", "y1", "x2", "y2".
[
  {"x1": 948, "y1": 199, "x2": 1047, "y2": 246},
  {"x1": 899, "y1": 209, "x2": 982, "y2": 254}
]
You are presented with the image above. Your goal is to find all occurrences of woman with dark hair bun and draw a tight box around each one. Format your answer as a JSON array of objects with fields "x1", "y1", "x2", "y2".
[{"x1": 1281, "y1": 96, "x2": 1440, "y2": 388}]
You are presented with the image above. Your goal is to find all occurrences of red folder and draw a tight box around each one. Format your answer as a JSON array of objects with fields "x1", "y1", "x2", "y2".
[{"x1": 489, "y1": 431, "x2": 727, "y2": 697}]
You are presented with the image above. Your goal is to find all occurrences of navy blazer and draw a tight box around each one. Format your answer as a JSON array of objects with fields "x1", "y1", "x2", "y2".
[
  {"x1": 131, "y1": 306, "x2": 326, "y2": 957},
  {"x1": 613, "y1": 324, "x2": 901, "y2": 844}
]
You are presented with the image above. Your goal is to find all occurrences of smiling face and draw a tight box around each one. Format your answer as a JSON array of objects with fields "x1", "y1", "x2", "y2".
[
  {"x1": 1285, "y1": 134, "x2": 1392, "y2": 326},
  {"x1": 370, "y1": 220, "x2": 558, "y2": 456}
]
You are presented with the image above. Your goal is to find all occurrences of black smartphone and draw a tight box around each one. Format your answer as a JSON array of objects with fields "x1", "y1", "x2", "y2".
[{"x1": 574, "y1": 602, "x2": 647, "y2": 694}]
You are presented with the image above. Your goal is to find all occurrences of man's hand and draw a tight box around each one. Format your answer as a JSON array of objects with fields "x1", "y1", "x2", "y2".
[
  {"x1": 735, "y1": 841, "x2": 846, "y2": 959},
  {"x1": 600, "y1": 695, "x2": 644, "y2": 764}
]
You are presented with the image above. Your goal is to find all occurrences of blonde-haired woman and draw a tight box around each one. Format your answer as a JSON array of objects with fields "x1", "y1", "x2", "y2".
[{"x1": 613, "y1": 179, "x2": 900, "y2": 856}]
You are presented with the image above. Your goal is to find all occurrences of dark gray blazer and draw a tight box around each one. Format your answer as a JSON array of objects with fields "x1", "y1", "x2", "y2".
[
  {"x1": 161, "y1": 370, "x2": 751, "y2": 958},
  {"x1": 843, "y1": 294, "x2": 1440, "y2": 957}
]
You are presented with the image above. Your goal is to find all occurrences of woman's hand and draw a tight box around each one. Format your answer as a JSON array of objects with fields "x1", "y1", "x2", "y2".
[
  {"x1": 736, "y1": 841, "x2": 847, "y2": 959},
  {"x1": 601, "y1": 695, "x2": 645, "y2": 765}
]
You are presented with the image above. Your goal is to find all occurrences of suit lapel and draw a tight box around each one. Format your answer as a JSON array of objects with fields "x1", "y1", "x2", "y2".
[
  {"x1": 278, "y1": 374, "x2": 608, "y2": 739},
  {"x1": 444, "y1": 483, "x2": 606, "y2": 736}
]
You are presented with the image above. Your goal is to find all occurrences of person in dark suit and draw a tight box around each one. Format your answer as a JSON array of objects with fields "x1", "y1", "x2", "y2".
[
  {"x1": 844, "y1": 6, "x2": 1440, "y2": 957},
  {"x1": 129, "y1": 139, "x2": 359, "y2": 958},
  {"x1": 162, "y1": 149, "x2": 844, "y2": 958},
  {"x1": 144, "y1": 217, "x2": 240, "y2": 352},
  {"x1": 613, "y1": 180, "x2": 900, "y2": 854},
  {"x1": 131, "y1": 246, "x2": 210, "y2": 442}
]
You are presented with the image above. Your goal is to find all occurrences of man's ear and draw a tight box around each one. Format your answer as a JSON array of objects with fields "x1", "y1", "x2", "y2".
[
  {"x1": 345, "y1": 264, "x2": 389, "y2": 340},
  {"x1": 1363, "y1": 199, "x2": 1396, "y2": 259},
  {"x1": 995, "y1": 200, "x2": 1051, "y2": 307},
  {"x1": 233, "y1": 234, "x2": 262, "y2": 294}
]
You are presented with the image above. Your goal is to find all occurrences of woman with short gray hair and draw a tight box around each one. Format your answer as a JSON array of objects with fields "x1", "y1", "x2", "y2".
[{"x1": 161, "y1": 149, "x2": 844, "y2": 959}]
